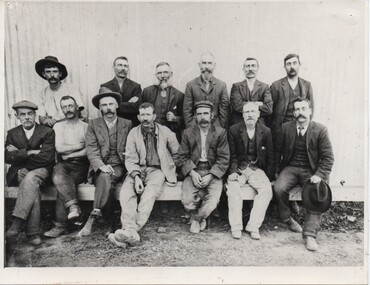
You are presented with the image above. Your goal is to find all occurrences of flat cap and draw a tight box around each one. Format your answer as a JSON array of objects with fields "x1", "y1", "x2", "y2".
[
  {"x1": 12, "y1": 100, "x2": 38, "y2": 111},
  {"x1": 194, "y1": 100, "x2": 214, "y2": 111}
]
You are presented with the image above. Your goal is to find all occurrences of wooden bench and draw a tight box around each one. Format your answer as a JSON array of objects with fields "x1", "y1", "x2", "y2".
[{"x1": 4, "y1": 183, "x2": 364, "y2": 202}]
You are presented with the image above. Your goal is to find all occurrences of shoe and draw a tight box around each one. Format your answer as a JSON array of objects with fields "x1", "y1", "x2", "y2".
[
  {"x1": 78, "y1": 214, "x2": 97, "y2": 237},
  {"x1": 289, "y1": 201, "x2": 301, "y2": 215},
  {"x1": 67, "y1": 205, "x2": 81, "y2": 220},
  {"x1": 44, "y1": 225, "x2": 69, "y2": 238},
  {"x1": 200, "y1": 219, "x2": 207, "y2": 231},
  {"x1": 115, "y1": 229, "x2": 140, "y2": 246},
  {"x1": 28, "y1": 235, "x2": 42, "y2": 246},
  {"x1": 108, "y1": 233, "x2": 128, "y2": 249},
  {"x1": 304, "y1": 236, "x2": 319, "y2": 251},
  {"x1": 286, "y1": 217, "x2": 303, "y2": 233},
  {"x1": 232, "y1": 230, "x2": 242, "y2": 239},
  {"x1": 250, "y1": 231, "x2": 261, "y2": 240},
  {"x1": 6, "y1": 217, "x2": 24, "y2": 239},
  {"x1": 190, "y1": 220, "x2": 200, "y2": 234}
]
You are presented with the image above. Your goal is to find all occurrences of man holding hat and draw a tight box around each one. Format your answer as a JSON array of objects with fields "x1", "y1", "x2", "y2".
[
  {"x1": 274, "y1": 98, "x2": 334, "y2": 251},
  {"x1": 176, "y1": 101, "x2": 229, "y2": 234},
  {"x1": 35, "y1": 56, "x2": 85, "y2": 127},
  {"x1": 227, "y1": 102, "x2": 274, "y2": 240},
  {"x1": 78, "y1": 90, "x2": 132, "y2": 236},
  {"x1": 5, "y1": 100, "x2": 55, "y2": 246},
  {"x1": 107, "y1": 102, "x2": 179, "y2": 248}
]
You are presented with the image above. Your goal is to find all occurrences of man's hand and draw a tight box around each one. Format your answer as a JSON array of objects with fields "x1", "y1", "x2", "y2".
[
  {"x1": 166, "y1": 111, "x2": 177, "y2": 122},
  {"x1": 6, "y1": 144, "x2": 19, "y2": 152},
  {"x1": 27, "y1": 149, "x2": 41, "y2": 155},
  {"x1": 44, "y1": 117, "x2": 57, "y2": 127},
  {"x1": 228, "y1": 173, "x2": 239, "y2": 181},
  {"x1": 134, "y1": 175, "x2": 144, "y2": 194},
  {"x1": 99, "y1": 164, "x2": 115, "y2": 175},
  {"x1": 256, "y1": 102, "x2": 263, "y2": 107},
  {"x1": 128, "y1": 96, "x2": 139, "y2": 103},
  {"x1": 201, "y1": 174, "x2": 214, "y2": 187},
  {"x1": 190, "y1": 170, "x2": 203, "y2": 188},
  {"x1": 310, "y1": 175, "x2": 322, "y2": 184}
]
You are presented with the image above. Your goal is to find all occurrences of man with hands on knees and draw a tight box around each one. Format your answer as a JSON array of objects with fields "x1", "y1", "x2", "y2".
[{"x1": 176, "y1": 101, "x2": 229, "y2": 234}]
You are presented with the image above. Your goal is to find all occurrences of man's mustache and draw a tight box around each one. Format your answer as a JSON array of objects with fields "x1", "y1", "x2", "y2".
[
  {"x1": 104, "y1": 111, "x2": 115, "y2": 115},
  {"x1": 297, "y1": 114, "x2": 306, "y2": 119},
  {"x1": 65, "y1": 112, "x2": 74, "y2": 116},
  {"x1": 201, "y1": 69, "x2": 213, "y2": 73},
  {"x1": 199, "y1": 119, "x2": 210, "y2": 124},
  {"x1": 289, "y1": 68, "x2": 296, "y2": 73}
]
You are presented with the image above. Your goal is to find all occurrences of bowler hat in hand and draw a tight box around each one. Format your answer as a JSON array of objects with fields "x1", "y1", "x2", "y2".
[{"x1": 302, "y1": 180, "x2": 332, "y2": 214}]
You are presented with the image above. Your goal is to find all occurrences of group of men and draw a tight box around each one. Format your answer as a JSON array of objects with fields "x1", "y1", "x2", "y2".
[{"x1": 5, "y1": 52, "x2": 334, "y2": 252}]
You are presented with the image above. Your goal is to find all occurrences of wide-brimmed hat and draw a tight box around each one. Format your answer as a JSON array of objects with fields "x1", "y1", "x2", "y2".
[
  {"x1": 12, "y1": 100, "x2": 38, "y2": 111},
  {"x1": 35, "y1": 56, "x2": 68, "y2": 80},
  {"x1": 92, "y1": 90, "x2": 121, "y2": 109},
  {"x1": 302, "y1": 180, "x2": 332, "y2": 214}
]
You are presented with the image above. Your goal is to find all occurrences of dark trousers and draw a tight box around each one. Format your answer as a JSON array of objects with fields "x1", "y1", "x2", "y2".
[
  {"x1": 274, "y1": 165, "x2": 321, "y2": 238},
  {"x1": 52, "y1": 158, "x2": 89, "y2": 225}
]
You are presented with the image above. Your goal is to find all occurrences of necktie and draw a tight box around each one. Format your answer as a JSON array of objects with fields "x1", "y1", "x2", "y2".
[{"x1": 298, "y1": 127, "x2": 303, "y2": 137}]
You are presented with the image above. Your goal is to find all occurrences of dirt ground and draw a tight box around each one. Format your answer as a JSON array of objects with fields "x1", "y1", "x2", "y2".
[{"x1": 4, "y1": 200, "x2": 364, "y2": 267}]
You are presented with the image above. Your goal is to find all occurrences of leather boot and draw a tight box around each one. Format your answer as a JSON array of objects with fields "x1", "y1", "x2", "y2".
[
  {"x1": 6, "y1": 217, "x2": 24, "y2": 239},
  {"x1": 78, "y1": 214, "x2": 97, "y2": 236}
]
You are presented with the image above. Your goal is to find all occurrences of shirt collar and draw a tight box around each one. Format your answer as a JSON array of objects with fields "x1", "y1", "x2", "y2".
[
  {"x1": 296, "y1": 124, "x2": 308, "y2": 136},
  {"x1": 104, "y1": 117, "x2": 117, "y2": 129},
  {"x1": 23, "y1": 125, "x2": 36, "y2": 139}
]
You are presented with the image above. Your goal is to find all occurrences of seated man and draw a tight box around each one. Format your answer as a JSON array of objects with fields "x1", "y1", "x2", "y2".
[
  {"x1": 227, "y1": 102, "x2": 274, "y2": 240},
  {"x1": 274, "y1": 98, "x2": 334, "y2": 251},
  {"x1": 176, "y1": 101, "x2": 229, "y2": 234},
  {"x1": 79, "y1": 90, "x2": 132, "y2": 236},
  {"x1": 108, "y1": 102, "x2": 179, "y2": 248},
  {"x1": 5, "y1": 100, "x2": 55, "y2": 245},
  {"x1": 44, "y1": 96, "x2": 89, "y2": 238}
]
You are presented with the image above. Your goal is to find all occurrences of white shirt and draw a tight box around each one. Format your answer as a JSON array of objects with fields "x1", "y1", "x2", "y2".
[
  {"x1": 104, "y1": 117, "x2": 118, "y2": 129},
  {"x1": 297, "y1": 125, "x2": 308, "y2": 136},
  {"x1": 199, "y1": 128, "x2": 209, "y2": 162},
  {"x1": 23, "y1": 125, "x2": 35, "y2": 140},
  {"x1": 247, "y1": 128, "x2": 256, "y2": 139},
  {"x1": 246, "y1": 79, "x2": 255, "y2": 92},
  {"x1": 38, "y1": 82, "x2": 85, "y2": 121}
]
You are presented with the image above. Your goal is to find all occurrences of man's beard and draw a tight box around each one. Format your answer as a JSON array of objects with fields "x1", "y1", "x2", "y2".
[
  {"x1": 245, "y1": 118, "x2": 256, "y2": 128},
  {"x1": 287, "y1": 68, "x2": 297, "y2": 78},
  {"x1": 201, "y1": 69, "x2": 213, "y2": 81},
  {"x1": 158, "y1": 79, "x2": 171, "y2": 90}
]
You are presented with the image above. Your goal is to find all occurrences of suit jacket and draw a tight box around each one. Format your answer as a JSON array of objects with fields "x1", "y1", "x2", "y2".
[
  {"x1": 269, "y1": 77, "x2": 314, "y2": 140},
  {"x1": 85, "y1": 117, "x2": 132, "y2": 172},
  {"x1": 5, "y1": 123, "x2": 55, "y2": 186},
  {"x1": 275, "y1": 121, "x2": 334, "y2": 181},
  {"x1": 141, "y1": 85, "x2": 184, "y2": 141},
  {"x1": 176, "y1": 124, "x2": 230, "y2": 179},
  {"x1": 100, "y1": 77, "x2": 142, "y2": 126},
  {"x1": 125, "y1": 123, "x2": 179, "y2": 184},
  {"x1": 228, "y1": 122, "x2": 274, "y2": 181},
  {"x1": 183, "y1": 76, "x2": 229, "y2": 129},
  {"x1": 230, "y1": 79, "x2": 273, "y2": 125}
]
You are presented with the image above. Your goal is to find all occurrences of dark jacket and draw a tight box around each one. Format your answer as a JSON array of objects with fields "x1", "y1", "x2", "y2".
[
  {"x1": 275, "y1": 121, "x2": 334, "y2": 181},
  {"x1": 228, "y1": 122, "x2": 274, "y2": 181},
  {"x1": 183, "y1": 76, "x2": 229, "y2": 129},
  {"x1": 100, "y1": 77, "x2": 142, "y2": 126},
  {"x1": 142, "y1": 85, "x2": 184, "y2": 141},
  {"x1": 85, "y1": 117, "x2": 132, "y2": 172},
  {"x1": 5, "y1": 123, "x2": 55, "y2": 186},
  {"x1": 269, "y1": 77, "x2": 314, "y2": 140},
  {"x1": 230, "y1": 79, "x2": 273, "y2": 126},
  {"x1": 176, "y1": 124, "x2": 230, "y2": 179}
]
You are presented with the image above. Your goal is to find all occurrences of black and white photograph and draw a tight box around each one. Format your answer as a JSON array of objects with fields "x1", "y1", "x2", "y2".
[{"x1": 1, "y1": 0, "x2": 368, "y2": 284}]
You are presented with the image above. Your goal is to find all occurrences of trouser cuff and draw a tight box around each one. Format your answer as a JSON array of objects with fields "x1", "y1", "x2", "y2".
[
  {"x1": 65, "y1": 199, "x2": 78, "y2": 209},
  {"x1": 91, "y1": 208, "x2": 102, "y2": 217}
]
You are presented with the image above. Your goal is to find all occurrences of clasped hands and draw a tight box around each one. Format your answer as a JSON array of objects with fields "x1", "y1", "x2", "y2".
[{"x1": 190, "y1": 170, "x2": 213, "y2": 188}]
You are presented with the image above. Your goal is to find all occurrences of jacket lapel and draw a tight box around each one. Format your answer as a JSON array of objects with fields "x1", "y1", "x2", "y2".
[
  {"x1": 255, "y1": 123, "x2": 263, "y2": 150},
  {"x1": 109, "y1": 78, "x2": 121, "y2": 93},
  {"x1": 239, "y1": 123, "x2": 249, "y2": 154},
  {"x1": 168, "y1": 87, "x2": 176, "y2": 110},
  {"x1": 117, "y1": 118, "x2": 128, "y2": 148},
  {"x1": 282, "y1": 77, "x2": 290, "y2": 109},
  {"x1": 28, "y1": 124, "x2": 41, "y2": 146},
  {"x1": 121, "y1": 78, "x2": 131, "y2": 94},
  {"x1": 298, "y1": 77, "x2": 308, "y2": 96},
  {"x1": 97, "y1": 118, "x2": 109, "y2": 146},
  {"x1": 288, "y1": 122, "x2": 296, "y2": 153},
  {"x1": 197, "y1": 76, "x2": 207, "y2": 94},
  {"x1": 205, "y1": 125, "x2": 216, "y2": 155},
  {"x1": 251, "y1": 80, "x2": 261, "y2": 98},
  {"x1": 305, "y1": 121, "x2": 313, "y2": 149},
  {"x1": 241, "y1": 80, "x2": 248, "y2": 101},
  {"x1": 193, "y1": 126, "x2": 202, "y2": 158}
]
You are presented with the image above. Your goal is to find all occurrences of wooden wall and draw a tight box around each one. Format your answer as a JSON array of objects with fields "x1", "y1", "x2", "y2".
[{"x1": 4, "y1": 1, "x2": 367, "y2": 189}]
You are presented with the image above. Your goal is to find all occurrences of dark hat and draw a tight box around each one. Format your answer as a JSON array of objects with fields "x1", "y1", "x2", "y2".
[
  {"x1": 194, "y1": 100, "x2": 214, "y2": 111},
  {"x1": 302, "y1": 180, "x2": 332, "y2": 214},
  {"x1": 12, "y1": 100, "x2": 38, "y2": 111},
  {"x1": 92, "y1": 90, "x2": 121, "y2": 109},
  {"x1": 35, "y1": 56, "x2": 68, "y2": 80}
]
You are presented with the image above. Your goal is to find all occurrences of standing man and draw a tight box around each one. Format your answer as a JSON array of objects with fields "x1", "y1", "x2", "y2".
[
  {"x1": 274, "y1": 98, "x2": 334, "y2": 251},
  {"x1": 35, "y1": 56, "x2": 85, "y2": 127},
  {"x1": 269, "y1": 53, "x2": 314, "y2": 141},
  {"x1": 183, "y1": 52, "x2": 229, "y2": 129},
  {"x1": 227, "y1": 102, "x2": 274, "y2": 240},
  {"x1": 5, "y1": 100, "x2": 55, "y2": 245},
  {"x1": 44, "y1": 96, "x2": 89, "y2": 238},
  {"x1": 141, "y1": 62, "x2": 184, "y2": 142},
  {"x1": 100, "y1": 56, "x2": 142, "y2": 126},
  {"x1": 177, "y1": 101, "x2": 229, "y2": 234},
  {"x1": 230, "y1": 57, "x2": 273, "y2": 126},
  {"x1": 107, "y1": 102, "x2": 179, "y2": 248},
  {"x1": 78, "y1": 91, "x2": 132, "y2": 236}
]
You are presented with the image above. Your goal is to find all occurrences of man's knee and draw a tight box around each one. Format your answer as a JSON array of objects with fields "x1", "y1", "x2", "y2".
[
  {"x1": 52, "y1": 166, "x2": 67, "y2": 185},
  {"x1": 21, "y1": 171, "x2": 43, "y2": 187},
  {"x1": 119, "y1": 177, "x2": 135, "y2": 203},
  {"x1": 181, "y1": 191, "x2": 197, "y2": 211},
  {"x1": 226, "y1": 181, "x2": 241, "y2": 197}
]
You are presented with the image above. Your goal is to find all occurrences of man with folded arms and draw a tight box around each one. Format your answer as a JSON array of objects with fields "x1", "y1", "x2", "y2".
[
  {"x1": 5, "y1": 100, "x2": 55, "y2": 246},
  {"x1": 177, "y1": 101, "x2": 229, "y2": 234},
  {"x1": 44, "y1": 96, "x2": 89, "y2": 238},
  {"x1": 79, "y1": 90, "x2": 132, "y2": 236},
  {"x1": 274, "y1": 98, "x2": 334, "y2": 251},
  {"x1": 108, "y1": 102, "x2": 179, "y2": 248},
  {"x1": 227, "y1": 102, "x2": 274, "y2": 240}
]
